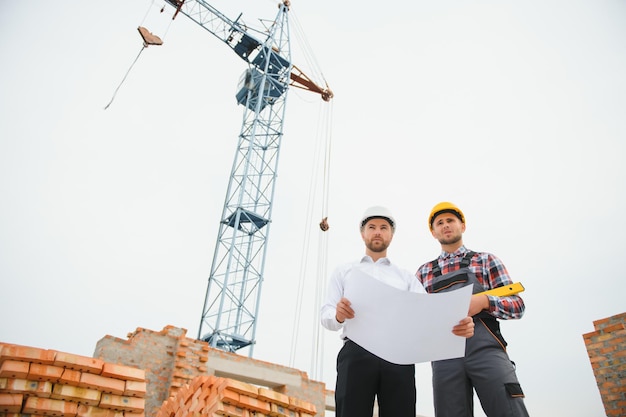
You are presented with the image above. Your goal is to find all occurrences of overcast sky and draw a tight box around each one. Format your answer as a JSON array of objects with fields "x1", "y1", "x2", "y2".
[{"x1": 1, "y1": 1, "x2": 625, "y2": 416}]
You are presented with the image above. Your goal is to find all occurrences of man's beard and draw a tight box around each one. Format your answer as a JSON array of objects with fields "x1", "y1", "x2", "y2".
[
  {"x1": 438, "y1": 233, "x2": 462, "y2": 246},
  {"x1": 366, "y1": 240, "x2": 389, "y2": 253}
]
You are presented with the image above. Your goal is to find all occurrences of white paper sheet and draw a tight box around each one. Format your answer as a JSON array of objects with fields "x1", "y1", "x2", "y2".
[{"x1": 343, "y1": 269, "x2": 473, "y2": 364}]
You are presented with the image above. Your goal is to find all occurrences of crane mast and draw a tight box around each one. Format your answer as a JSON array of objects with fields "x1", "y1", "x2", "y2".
[{"x1": 163, "y1": 0, "x2": 331, "y2": 355}]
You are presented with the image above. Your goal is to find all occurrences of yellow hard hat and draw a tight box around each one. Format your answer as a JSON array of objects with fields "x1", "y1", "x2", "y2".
[{"x1": 428, "y1": 202, "x2": 465, "y2": 230}]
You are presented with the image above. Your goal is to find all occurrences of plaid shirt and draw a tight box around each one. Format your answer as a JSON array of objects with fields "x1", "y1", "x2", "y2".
[{"x1": 416, "y1": 245, "x2": 525, "y2": 320}]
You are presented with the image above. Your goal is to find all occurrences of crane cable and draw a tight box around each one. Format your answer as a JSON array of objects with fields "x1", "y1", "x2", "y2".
[
  {"x1": 287, "y1": 98, "x2": 334, "y2": 379},
  {"x1": 104, "y1": 1, "x2": 172, "y2": 110},
  {"x1": 286, "y1": 9, "x2": 334, "y2": 382},
  {"x1": 311, "y1": 101, "x2": 333, "y2": 381}
]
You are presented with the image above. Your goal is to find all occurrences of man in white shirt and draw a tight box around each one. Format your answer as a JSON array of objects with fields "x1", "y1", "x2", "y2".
[{"x1": 321, "y1": 206, "x2": 474, "y2": 417}]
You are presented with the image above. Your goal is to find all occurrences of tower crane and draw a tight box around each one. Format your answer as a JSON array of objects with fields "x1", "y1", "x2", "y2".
[{"x1": 161, "y1": 0, "x2": 333, "y2": 355}]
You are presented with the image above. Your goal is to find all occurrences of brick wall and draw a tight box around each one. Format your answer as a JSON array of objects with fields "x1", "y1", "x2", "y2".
[
  {"x1": 583, "y1": 312, "x2": 626, "y2": 416},
  {"x1": 94, "y1": 325, "x2": 331, "y2": 417}
]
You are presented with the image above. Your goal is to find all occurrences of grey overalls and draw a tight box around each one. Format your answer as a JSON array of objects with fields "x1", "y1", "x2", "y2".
[{"x1": 429, "y1": 251, "x2": 529, "y2": 417}]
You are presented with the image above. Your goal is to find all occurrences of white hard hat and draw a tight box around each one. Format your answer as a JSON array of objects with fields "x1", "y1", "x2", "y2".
[{"x1": 360, "y1": 206, "x2": 395, "y2": 230}]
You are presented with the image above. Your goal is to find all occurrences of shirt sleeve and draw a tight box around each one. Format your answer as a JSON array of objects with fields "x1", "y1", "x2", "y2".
[
  {"x1": 406, "y1": 268, "x2": 426, "y2": 294},
  {"x1": 415, "y1": 262, "x2": 432, "y2": 289},
  {"x1": 482, "y1": 253, "x2": 525, "y2": 320},
  {"x1": 320, "y1": 264, "x2": 348, "y2": 331}
]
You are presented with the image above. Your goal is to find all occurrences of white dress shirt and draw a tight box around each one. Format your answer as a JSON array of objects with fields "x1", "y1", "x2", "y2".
[{"x1": 320, "y1": 255, "x2": 426, "y2": 337}]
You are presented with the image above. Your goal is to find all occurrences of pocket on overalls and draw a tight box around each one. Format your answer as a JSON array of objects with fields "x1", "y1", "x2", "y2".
[
  {"x1": 505, "y1": 382, "x2": 525, "y2": 398},
  {"x1": 478, "y1": 316, "x2": 508, "y2": 349}
]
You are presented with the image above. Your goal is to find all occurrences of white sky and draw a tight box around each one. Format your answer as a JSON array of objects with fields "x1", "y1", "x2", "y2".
[{"x1": 1, "y1": 1, "x2": 625, "y2": 416}]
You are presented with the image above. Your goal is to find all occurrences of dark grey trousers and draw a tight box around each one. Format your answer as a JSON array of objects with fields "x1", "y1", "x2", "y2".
[{"x1": 432, "y1": 318, "x2": 529, "y2": 417}]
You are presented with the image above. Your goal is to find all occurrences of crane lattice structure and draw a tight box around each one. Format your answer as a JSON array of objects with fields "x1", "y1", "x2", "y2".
[{"x1": 163, "y1": 0, "x2": 332, "y2": 355}]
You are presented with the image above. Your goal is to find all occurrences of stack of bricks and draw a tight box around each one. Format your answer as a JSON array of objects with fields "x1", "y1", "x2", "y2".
[
  {"x1": 583, "y1": 312, "x2": 626, "y2": 417},
  {"x1": 0, "y1": 342, "x2": 147, "y2": 417},
  {"x1": 156, "y1": 375, "x2": 316, "y2": 417}
]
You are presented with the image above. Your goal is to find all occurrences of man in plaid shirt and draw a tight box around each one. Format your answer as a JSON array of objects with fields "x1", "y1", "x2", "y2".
[{"x1": 416, "y1": 202, "x2": 529, "y2": 417}]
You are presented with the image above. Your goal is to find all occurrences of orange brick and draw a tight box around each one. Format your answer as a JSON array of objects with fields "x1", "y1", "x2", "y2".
[
  {"x1": 98, "y1": 393, "x2": 145, "y2": 413},
  {"x1": 202, "y1": 375, "x2": 220, "y2": 391},
  {"x1": 53, "y1": 352, "x2": 104, "y2": 375},
  {"x1": 209, "y1": 401, "x2": 245, "y2": 417},
  {"x1": 237, "y1": 396, "x2": 271, "y2": 414},
  {"x1": 22, "y1": 396, "x2": 78, "y2": 417},
  {"x1": 51, "y1": 384, "x2": 101, "y2": 406},
  {"x1": 0, "y1": 393, "x2": 24, "y2": 412},
  {"x1": 269, "y1": 403, "x2": 298, "y2": 417},
  {"x1": 58, "y1": 368, "x2": 81, "y2": 385},
  {"x1": 185, "y1": 390, "x2": 202, "y2": 413},
  {"x1": 0, "y1": 378, "x2": 53, "y2": 397},
  {"x1": 258, "y1": 388, "x2": 290, "y2": 408},
  {"x1": 100, "y1": 364, "x2": 144, "y2": 382},
  {"x1": 221, "y1": 379, "x2": 258, "y2": 398},
  {"x1": 28, "y1": 363, "x2": 65, "y2": 382},
  {"x1": 2, "y1": 413, "x2": 38, "y2": 417},
  {"x1": 220, "y1": 388, "x2": 240, "y2": 406},
  {"x1": 172, "y1": 371, "x2": 191, "y2": 380},
  {"x1": 123, "y1": 380, "x2": 146, "y2": 397},
  {"x1": 78, "y1": 373, "x2": 125, "y2": 395},
  {"x1": 76, "y1": 404, "x2": 124, "y2": 417},
  {"x1": 288, "y1": 397, "x2": 315, "y2": 415},
  {"x1": 0, "y1": 360, "x2": 30, "y2": 379},
  {"x1": 0, "y1": 344, "x2": 56, "y2": 365},
  {"x1": 169, "y1": 379, "x2": 184, "y2": 389},
  {"x1": 198, "y1": 384, "x2": 218, "y2": 410}
]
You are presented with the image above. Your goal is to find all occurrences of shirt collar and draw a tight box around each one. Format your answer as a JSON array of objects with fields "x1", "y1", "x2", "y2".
[
  {"x1": 360, "y1": 255, "x2": 391, "y2": 265},
  {"x1": 440, "y1": 245, "x2": 468, "y2": 260}
]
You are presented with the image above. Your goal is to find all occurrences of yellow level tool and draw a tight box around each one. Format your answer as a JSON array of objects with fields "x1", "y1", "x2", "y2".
[{"x1": 479, "y1": 282, "x2": 525, "y2": 297}]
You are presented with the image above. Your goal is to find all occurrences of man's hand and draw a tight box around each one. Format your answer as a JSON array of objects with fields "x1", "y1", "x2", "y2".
[
  {"x1": 335, "y1": 297, "x2": 354, "y2": 323},
  {"x1": 468, "y1": 294, "x2": 490, "y2": 317},
  {"x1": 452, "y1": 316, "x2": 474, "y2": 338}
]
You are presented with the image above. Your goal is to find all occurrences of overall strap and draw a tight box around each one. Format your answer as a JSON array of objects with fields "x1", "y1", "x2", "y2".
[
  {"x1": 460, "y1": 251, "x2": 476, "y2": 268},
  {"x1": 431, "y1": 258, "x2": 442, "y2": 277},
  {"x1": 431, "y1": 250, "x2": 476, "y2": 277}
]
